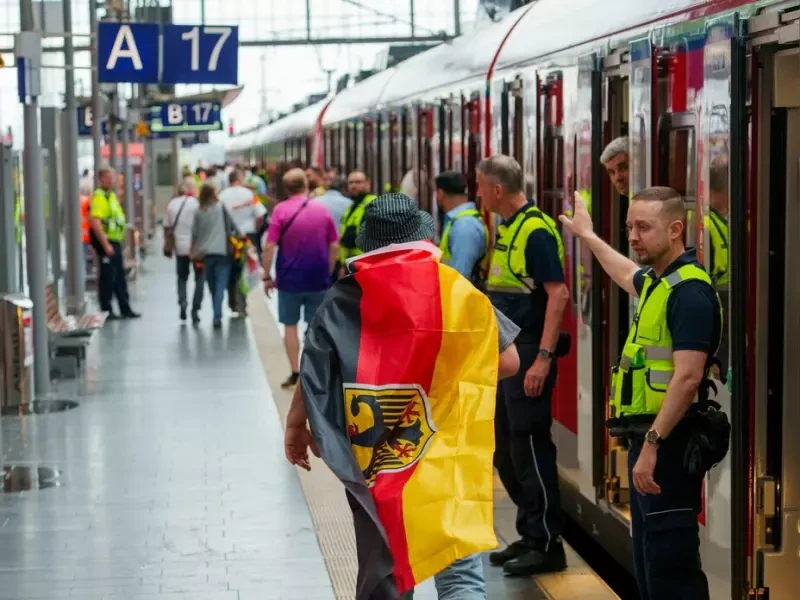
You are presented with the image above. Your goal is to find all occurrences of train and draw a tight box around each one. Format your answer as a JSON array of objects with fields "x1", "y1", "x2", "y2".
[{"x1": 226, "y1": 0, "x2": 800, "y2": 598}]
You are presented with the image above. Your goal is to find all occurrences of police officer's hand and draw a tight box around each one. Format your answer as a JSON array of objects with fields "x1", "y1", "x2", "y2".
[
  {"x1": 632, "y1": 444, "x2": 662, "y2": 495},
  {"x1": 524, "y1": 357, "x2": 551, "y2": 398},
  {"x1": 559, "y1": 191, "x2": 594, "y2": 239},
  {"x1": 104, "y1": 243, "x2": 115, "y2": 257}
]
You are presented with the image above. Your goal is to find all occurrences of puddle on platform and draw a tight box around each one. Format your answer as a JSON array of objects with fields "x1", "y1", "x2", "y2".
[
  {"x1": 2, "y1": 465, "x2": 62, "y2": 492},
  {"x1": 1, "y1": 399, "x2": 79, "y2": 416}
]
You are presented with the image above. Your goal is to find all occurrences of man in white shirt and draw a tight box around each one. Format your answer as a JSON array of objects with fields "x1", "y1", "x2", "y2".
[
  {"x1": 220, "y1": 168, "x2": 267, "y2": 315},
  {"x1": 164, "y1": 176, "x2": 202, "y2": 323}
]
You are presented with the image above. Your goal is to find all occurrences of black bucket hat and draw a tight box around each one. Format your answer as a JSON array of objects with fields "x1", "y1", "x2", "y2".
[{"x1": 355, "y1": 193, "x2": 436, "y2": 253}]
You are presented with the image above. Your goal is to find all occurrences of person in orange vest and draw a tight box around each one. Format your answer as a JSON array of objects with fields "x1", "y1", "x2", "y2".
[{"x1": 80, "y1": 194, "x2": 92, "y2": 265}]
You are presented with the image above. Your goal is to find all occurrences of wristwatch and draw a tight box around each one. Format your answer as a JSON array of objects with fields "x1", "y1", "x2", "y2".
[
  {"x1": 644, "y1": 428, "x2": 662, "y2": 446},
  {"x1": 538, "y1": 348, "x2": 553, "y2": 360}
]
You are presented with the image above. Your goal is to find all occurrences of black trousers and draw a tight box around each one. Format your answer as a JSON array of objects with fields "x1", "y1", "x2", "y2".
[
  {"x1": 494, "y1": 342, "x2": 563, "y2": 549},
  {"x1": 176, "y1": 255, "x2": 204, "y2": 311},
  {"x1": 98, "y1": 241, "x2": 132, "y2": 314},
  {"x1": 628, "y1": 424, "x2": 709, "y2": 600}
]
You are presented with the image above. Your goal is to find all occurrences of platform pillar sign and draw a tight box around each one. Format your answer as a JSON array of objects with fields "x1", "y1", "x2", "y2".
[
  {"x1": 98, "y1": 22, "x2": 160, "y2": 84},
  {"x1": 162, "y1": 25, "x2": 238, "y2": 85}
]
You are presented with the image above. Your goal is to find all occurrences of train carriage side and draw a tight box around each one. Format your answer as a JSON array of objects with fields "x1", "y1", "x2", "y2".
[{"x1": 493, "y1": 0, "x2": 800, "y2": 598}]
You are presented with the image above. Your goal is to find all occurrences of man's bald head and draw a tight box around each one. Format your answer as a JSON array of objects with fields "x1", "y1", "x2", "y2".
[{"x1": 283, "y1": 168, "x2": 309, "y2": 195}]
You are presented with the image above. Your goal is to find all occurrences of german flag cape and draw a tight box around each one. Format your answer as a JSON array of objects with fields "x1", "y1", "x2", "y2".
[{"x1": 300, "y1": 242, "x2": 499, "y2": 599}]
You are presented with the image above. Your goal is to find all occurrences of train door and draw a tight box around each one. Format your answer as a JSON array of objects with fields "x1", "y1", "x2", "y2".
[
  {"x1": 414, "y1": 105, "x2": 435, "y2": 214},
  {"x1": 745, "y1": 9, "x2": 800, "y2": 599},
  {"x1": 387, "y1": 112, "x2": 397, "y2": 193},
  {"x1": 540, "y1": 72, "x2": 564, "y2": 217},
  {"x1": 452, "y1": 95, "x2": 464, "y2": 175},
  {"x1": 521, "y1": 70, "x2": 539, "y2": 200},
  {"x1": 600, "y1": 46, "x2": 632, "y2": 517},
  {"x1": 466, "y1": 92, "x2": 481, "y2": 204}
]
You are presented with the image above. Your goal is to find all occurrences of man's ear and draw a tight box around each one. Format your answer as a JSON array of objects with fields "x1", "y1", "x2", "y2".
[{"x1": 669, "y1": 218, "x2": 685, "y2": 242}]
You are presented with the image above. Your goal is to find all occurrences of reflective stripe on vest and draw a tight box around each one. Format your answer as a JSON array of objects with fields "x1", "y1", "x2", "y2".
[
  {"x1": 439, "y1": 208, "x2": 489, "y2": 273},
  {"x1": 609, "y1": 263, "x2": 721, "y2": 417},
  {"x1": 91, "y1": 188, "x2": 127, "y2": 242},
  {"x1": 705, "y1": 210, "x2": 729, "y2": 288},
  {"x1": 339, "y1": 194, "x2": 376, "y2": 261},
  {"x1": 486, "y1": 205, "x2": 565, "y2": 295}
]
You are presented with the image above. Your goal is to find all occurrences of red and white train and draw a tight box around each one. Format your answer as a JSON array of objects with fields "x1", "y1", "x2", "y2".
[{"x1": 228, "y1": 1, "x2": 800, "y2": 597}]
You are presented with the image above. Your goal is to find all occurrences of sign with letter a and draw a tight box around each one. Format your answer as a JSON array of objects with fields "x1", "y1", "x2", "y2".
[{"x1": 98, "y1": 22, "x2": 159, "y2": 83}]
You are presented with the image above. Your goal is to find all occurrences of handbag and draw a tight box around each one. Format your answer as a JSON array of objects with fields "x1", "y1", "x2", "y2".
[
  {"x1": 163, "y1": 197, "x2": 189, "y2": 258},
  {"x1": 222, "y1": 204, "x2": 246, "y2": 259}
]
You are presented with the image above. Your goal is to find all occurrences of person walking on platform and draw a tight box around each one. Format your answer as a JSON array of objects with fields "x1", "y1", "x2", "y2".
[
  {"x1": 284, "y1": 193, "x2": 522, "y2": 600},
  {"x1": 89, "y1": 167, "x2": 140, "y2": 320},
  {"x1": 478, "y1": 155, "x2": 570, "y2": 576},
  {"x1": 190, "y1": 184, "x2": 233, "y2": 329},
  {"x1": 220, "y1": 168, "x2": 267, "y2": 316},
  {"x1": 164, "y1": 176, "x2": 203, "y2": 324},
  {"x1": 337, "y1": 171, "x2": 376, "y2": 278},
  {"x1": 262, "y1": 168, "x2": 339, "y2": 390},
  {"x1": 560, "y1": 187, "x2": 724, "y2": 600},
  {"x1": 435, "y1": 170, "x2": 488, "y2": 288}
]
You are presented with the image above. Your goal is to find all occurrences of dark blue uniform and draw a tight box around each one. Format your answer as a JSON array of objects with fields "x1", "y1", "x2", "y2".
[
  {"x1": 628, "y1": 248, "x2": 721, "y2": 600},
  {"x1": 490, "y1": 202, "x2": 565, "y2": 571}
]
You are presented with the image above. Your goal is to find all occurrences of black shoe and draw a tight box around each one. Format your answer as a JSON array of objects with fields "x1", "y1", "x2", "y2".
[
  {"x1": 105, "y1": 312, "x2": 120, "y2": 321},
  {"x1": 489, "y1": 540, "x2": 528, "y2": 566},
  {"x1": 191, "y1": 310, "x2": 200, "y2": 325},
  {"x1": 121, "y1": 311, "x2": 141, "y2": 319},
  {"x1": 503, "y1": 540, "x2": 567, "y2": 576},
  {"x1": 280, "y1": 372, "x2": 300, "y2": 390},
  {"x1": 180, "y1": 307, "x2": 187, "y2": 321},
  {"x1": 213, "y1": 320, "x2": 222, "y2": 330}
]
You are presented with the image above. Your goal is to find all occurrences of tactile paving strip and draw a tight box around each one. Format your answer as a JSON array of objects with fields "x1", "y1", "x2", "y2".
[{"x1": 250, "y1": 294, "x2": 358, "y2": 600}]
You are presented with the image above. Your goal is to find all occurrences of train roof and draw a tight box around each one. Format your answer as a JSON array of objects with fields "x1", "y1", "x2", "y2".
[
  {"x1": 255, "y1": 99, "x2": 331, "y2": 146},
  {"x1": 495, "y1": 0, "x2": 756, "y2": 71},
  {"x1": 322, "y1": 68, "x2": 397, "y2": 125}
]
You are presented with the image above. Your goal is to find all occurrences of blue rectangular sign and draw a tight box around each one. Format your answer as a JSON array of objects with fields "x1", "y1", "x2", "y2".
[
  {"x1": 148, "y1": 101, "x2": 222, "y2": 133},
  {"x1": 98, "y1": 22, "x2": 160, "y2": 84},
  {"x1": 161, "y1": 25, "x2": 238, "y2": 85}
]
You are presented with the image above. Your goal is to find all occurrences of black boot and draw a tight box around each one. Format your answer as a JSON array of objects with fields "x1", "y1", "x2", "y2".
[
  {"x1": 503, "y1": 539, "x2": 567, "y2": 576},
  {"x1": 489, "y1": 540, "x2": 529, "y2": 566}
]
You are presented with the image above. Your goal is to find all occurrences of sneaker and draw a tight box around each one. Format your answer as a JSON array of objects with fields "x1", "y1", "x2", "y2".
[
  {"x1": 191, "y1": 310, "x2": 200, "y2": 325},
  {"x1": 213, "y1": 320, "x2": 222, "y2": 330},
  {"x1": 180, "y1": 307, "x2": 187, "y2": 321},
  {"x1": 489, "y1": 540, "x2": 528, "y2": 566},
  {"x1": 503, "y1": 540, "x2": 567, "y2": 576},
  {"x1": 281, "y1": 372, "x2": 300, "y2": 390}
]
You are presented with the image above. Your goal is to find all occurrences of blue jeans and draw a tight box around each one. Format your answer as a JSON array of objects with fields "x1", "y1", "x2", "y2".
[
  {"x1": 203, "y1": 254, "x2": 231, "y2": 323},
  {"x1": 401, "y1": 554, "x2": 485, "y2": 600}
]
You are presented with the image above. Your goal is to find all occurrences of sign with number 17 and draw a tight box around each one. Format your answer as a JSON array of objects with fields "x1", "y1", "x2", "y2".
[{"x1": 162, "y1": 24, "x2": 238, "y2": 85}]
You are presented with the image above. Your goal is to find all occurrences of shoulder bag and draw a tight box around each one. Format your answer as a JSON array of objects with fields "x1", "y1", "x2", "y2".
[{"x1": 163, "y1": 197, "x2": 189, "y2": 258}]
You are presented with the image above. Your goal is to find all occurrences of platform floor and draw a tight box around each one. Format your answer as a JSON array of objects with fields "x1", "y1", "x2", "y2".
[{"x1": 0, "y1": 251, "x2": 617, "y2": 600}]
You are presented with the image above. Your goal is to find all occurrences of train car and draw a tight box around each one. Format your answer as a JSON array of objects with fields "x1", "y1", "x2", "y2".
[{"x1": 226, "y1": 1, "x2": 800, "y2": 597}]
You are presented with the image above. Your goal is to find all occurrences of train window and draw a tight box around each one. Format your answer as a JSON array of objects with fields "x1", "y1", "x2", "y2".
[
  {"x1": 467, "y1": 94, "x2": 481, "y2": 203},
  {"x1": 513, "y1": 92, "x2": 524, "y2": 166},
  {"x1": 388, "y1": 115, "x2": 397, "y2": 192},
  {"x1": 657, "y1": 112, "x2": 697, "y2": 247}
]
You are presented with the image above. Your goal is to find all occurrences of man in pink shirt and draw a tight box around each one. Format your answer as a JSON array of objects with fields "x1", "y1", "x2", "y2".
[{"x1": 262, "y1": 168, "x2": 339, "y2": 390}]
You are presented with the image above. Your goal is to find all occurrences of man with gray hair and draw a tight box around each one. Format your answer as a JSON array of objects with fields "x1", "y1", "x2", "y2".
[
  {"x1": 600, "y1": 136, "x2": 630, "y2": 198},
  {"x1": 477, "y1": 155, "x2": 570, "y2": 577},
  {"x1": 164, "y1": 176, "x2": 202, "y2": 323}
]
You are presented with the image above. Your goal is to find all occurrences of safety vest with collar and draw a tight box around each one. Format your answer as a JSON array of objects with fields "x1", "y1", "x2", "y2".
[
  {"x1": 80, "y1": 195, "x2": 91, "y2": 244},
  {"x1": 486, "y1": 205, "x2": 565, "y2": 294},
  {"x1": 90, "y1": 188, "x2": 127, "y2": 242},
  {"x1": 339, "y1": 194, "x2": 377, "y2": 262},
  {"x1": 610, "y1": 263, "x2": 721, "y2": 417},
  {"x1": 439, "y1": 208, "x2": 489, "y2": 284},
  {"x1": 705, "y1": 210, "x2": 729, "y2": 288}
]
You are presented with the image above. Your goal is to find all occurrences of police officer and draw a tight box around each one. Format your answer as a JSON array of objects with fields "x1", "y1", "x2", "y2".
[
  {"x1": 560, "y1": 187, "x2": 722, "y2": 600},
  {"x1": 478, "y1": 155, "x2": 570, "y2": 576},
  {"x1": 337, "y1": 171, "x2": 376, "y2": 278},
  {"x1": 435, "y1": 171, "x2": 488, "y2": 287},
  {"x1": 89, "y1": 167, "x2": 140, "y2": 319}
]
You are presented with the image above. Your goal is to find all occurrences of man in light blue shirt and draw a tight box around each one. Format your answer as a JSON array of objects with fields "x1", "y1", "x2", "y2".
[
  {"x1": 436, "y1": 171, "x2": 488, "y2": 287},
  {"x1": 315, "y1": 177, "x2": 352, "y2": 236}
]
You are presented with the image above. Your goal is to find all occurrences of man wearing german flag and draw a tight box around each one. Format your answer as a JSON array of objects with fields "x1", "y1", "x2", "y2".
[{"x1": 284, "y1": 193, "x2": 522, "y2": 599}]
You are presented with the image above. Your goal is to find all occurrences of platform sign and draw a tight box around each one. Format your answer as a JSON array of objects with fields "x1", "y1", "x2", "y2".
[
  {"x1": 77, "y1": 105, "x2": 95, "y2": 137},
  {"x1": 161, "y1": 25, "x2": 238, "y2": 85},
  {"x1": 98, "y1": 22, "x2": 159, "y2": 84},
  {"x1": 148, "y1": 101, "x2": 222, "y2": 134}
]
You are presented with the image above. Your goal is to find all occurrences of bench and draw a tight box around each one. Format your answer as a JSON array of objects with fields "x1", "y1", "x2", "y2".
[{"x1": 45, "y1": 284, "x2": 108, "y2": 378}]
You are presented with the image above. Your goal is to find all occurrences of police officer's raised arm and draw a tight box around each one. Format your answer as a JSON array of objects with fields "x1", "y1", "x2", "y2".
[{"x1": 559, "y1": 191, "x2": 639, "y2": 297}]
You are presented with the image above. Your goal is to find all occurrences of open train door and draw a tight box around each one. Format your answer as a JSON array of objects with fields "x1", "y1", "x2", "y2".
[{"x1": 743, "y1": 8, "x2": 800, "y2": 600}]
